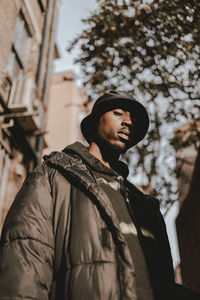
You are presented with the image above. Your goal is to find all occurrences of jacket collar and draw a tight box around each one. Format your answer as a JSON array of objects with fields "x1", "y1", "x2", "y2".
[{"x1": 62, "y1": 142, "x2": 129, "y2": 178}]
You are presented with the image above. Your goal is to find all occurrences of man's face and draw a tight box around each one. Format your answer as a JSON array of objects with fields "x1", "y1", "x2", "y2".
[{"x1": 96, "y1": 107, "x2": 135, "y2": 154}]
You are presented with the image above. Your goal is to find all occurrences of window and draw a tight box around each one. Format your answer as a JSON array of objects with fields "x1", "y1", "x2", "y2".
[
  {"x1": 7, "y1": 11, "x2": 32, "y2": 80},
  {"x1": 13, "y1": 11, "x2": 32, "y2": 69},
  {"x1": 0, "y1": 146, "x2": 11, "y2": 224},
  {"x1": 7, "y1": 48, "x2": 24, "y2": 105},
  {"x1": 7, "y1": 48, "x2": 23, "y2": 80},
  {"x1": 6, "y1": 11, "x2": 32, "y2": 106},
  {"x1": 0, "y1": 74, "x2": 12, "y2": 104}
]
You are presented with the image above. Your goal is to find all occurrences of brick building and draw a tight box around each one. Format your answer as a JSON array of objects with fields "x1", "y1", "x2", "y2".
[
  {"x1": 0, "y1": 0, "x2": 60, "y2": 231},
  {"x1": 175, "y1": 121, "x2": 200, "y2": 293}
]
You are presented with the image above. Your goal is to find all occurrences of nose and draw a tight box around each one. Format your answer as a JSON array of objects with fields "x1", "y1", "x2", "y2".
[{"x1": 122, "y1": 112, "x2": 133, "y2": 128}]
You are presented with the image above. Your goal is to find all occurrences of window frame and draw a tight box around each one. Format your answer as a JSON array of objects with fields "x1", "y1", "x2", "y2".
[
  {"x1": 37, "y1": 0, "x2": 47, "y2": 12},
  {"x1": 12, "y1": 10, "x2": 32, "y2": 70}
]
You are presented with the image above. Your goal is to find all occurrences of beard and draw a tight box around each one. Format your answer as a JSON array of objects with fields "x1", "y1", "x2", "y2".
[{"x1": 94, "y1": 132, "x2": 128, "y2": 158}]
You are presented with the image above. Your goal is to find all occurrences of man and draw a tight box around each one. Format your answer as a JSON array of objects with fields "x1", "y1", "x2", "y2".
[{"x1": 0, "y1": 91, "x2": 199, "y2": 300}]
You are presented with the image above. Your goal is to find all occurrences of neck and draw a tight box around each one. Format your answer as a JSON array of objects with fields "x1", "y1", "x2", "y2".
[{"x1": 89, "y1": 141, "x2": 120, "y2": 168}]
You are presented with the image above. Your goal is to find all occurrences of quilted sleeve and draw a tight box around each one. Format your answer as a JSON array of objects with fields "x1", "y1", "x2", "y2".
[{"x1": 0, "y1": 164, "x2": 54, "y2": 300}]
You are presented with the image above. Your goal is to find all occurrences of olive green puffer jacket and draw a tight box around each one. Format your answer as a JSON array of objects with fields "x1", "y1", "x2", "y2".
[{"x1": 0, "y1": 142, "x2": 176, "y2": 300}]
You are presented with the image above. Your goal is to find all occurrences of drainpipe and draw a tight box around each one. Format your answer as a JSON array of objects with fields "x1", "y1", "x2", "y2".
[
  {"x1": 42, "y1": 0, "x2": 60, "y2": 106},
  {"x1": 36, "y1": 0, "x2": 60, "y2": 161},
  {"x1": 36, "y1": 0, "x2": 54, "y2": 95}
]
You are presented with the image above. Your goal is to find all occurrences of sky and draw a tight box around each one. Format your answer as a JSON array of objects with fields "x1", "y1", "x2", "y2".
[
  {"x1": 54, "y1": 0, "x2": 98, "y2": 84},
  {"x1": 54, "y1": 0, "x2": 180, "y2": 267}
]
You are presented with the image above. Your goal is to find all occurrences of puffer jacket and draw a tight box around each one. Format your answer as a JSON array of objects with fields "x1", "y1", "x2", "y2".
[{"x1": 0, "y1": 142, "x2": 176, "y2": 300}]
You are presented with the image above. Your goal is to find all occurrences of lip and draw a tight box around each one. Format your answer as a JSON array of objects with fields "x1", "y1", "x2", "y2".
[{"x1": 117, "y1": 131, "x2": 130, "y2": 141}]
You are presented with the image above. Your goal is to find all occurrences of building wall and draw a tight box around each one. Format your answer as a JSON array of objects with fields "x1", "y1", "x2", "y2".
[
  {"x1": 0, "y1": 0, "x2": 60, "y2": 232},
  {"x1": 43, "y1": 71, "x2": 88, "y2": 155},
  {"x1": 175, "y1": 264, "x2": 182, "y2": 285},
  {"x1": 176, "y1": 145, "x2": 197, "y2": 207},
  {"x1": 0, "y1": 0, "x2": 18, "y2": 72},
  {"x1": 176, "y1": 148, "x2": 200, "y2": 293},
  {"x1": 175, "y1": 121, "x2": 200, "y2": 293}
]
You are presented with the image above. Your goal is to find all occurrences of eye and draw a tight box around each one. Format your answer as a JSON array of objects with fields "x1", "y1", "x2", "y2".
[{"x1": 113, "y1": 110, "x2": 123, "y2": 116}]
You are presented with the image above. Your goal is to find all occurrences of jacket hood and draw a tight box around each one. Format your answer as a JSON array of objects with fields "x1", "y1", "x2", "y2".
[{"x1": 62, "y1": 142, "x2": 129, "y2": 178}]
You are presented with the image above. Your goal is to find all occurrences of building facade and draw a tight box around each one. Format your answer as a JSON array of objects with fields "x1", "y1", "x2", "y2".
[
  {"x1": 43, "y1": 71, "x2": 89, "y2": 156},
  {"x1": 174, "y1": 121, "x2": 200, "y2": 293},
  {"x1": 0, "y1": 0, "x2": 60, "y2": 232}
]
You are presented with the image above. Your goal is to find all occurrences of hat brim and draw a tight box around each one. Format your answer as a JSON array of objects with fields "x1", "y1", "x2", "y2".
[{"x1": 81, "y1": 98, "x2": 149, "y2": 147}]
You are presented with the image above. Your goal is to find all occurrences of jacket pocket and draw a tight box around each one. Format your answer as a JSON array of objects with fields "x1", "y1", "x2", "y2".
[{"x1": 101, "y1": 227, "x2": 112, "y2": 248}]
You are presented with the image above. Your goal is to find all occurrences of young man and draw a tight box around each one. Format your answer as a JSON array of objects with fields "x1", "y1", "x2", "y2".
[{"x1": 0, "y1": 91, "x2": 199, "y2": 300}]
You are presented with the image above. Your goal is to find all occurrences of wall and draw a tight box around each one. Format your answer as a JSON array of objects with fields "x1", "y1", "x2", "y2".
[
  {"x1": 0, "y1": 0, "x2": 60, "y2": 232},
  {"x1": 174, "y1": 121, "x2": 200, "y2": 293},
  {"x1": 43, "y1": 71, "x2": 88, "y2": 155}
]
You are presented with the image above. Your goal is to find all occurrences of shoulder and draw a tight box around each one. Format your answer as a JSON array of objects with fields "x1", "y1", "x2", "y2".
[
  {"x1": 1, "y1": 157, "x2": 72, "y2": 244},
  {"x1": 43, "y1": 150, "x2": 77, "y2": 167}
]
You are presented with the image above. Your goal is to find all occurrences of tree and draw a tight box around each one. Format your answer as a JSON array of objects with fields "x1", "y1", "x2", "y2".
[{"x1": 68, "y1": 0, "x2": 200, "y2": 213}]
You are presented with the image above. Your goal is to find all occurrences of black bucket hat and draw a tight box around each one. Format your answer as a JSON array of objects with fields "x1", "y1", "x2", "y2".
[{"x1": 81, "y1": 91, "x2": 149, "y2": 146}]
